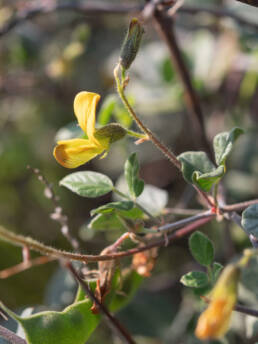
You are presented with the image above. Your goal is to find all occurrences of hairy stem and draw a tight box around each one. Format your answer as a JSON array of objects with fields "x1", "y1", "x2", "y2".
[{"x1": 0, "y1": 216, "x2": 213, "y2": 263}]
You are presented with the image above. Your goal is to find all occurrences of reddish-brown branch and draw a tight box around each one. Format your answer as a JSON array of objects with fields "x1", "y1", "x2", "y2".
[
  {"x1": 0, "y1": 256, "x2": 56, "y2": 279},
  {"x1": 0, "y1": 216, "x2": 214, "y2": 263},
  {"x1": 66, "y1": 262, "x2": 136, "y2": 344}
]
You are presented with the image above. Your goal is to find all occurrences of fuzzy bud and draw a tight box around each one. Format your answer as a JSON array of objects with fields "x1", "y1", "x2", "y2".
[{"x1": 119, "y1": 18, "x2": 144, "y2": 70}]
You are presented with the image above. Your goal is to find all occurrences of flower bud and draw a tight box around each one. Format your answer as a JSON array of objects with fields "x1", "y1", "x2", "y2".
[
  {"x1": 94, "y1": 123, "x2": 127, "y2": 143},
  {"x1": 119, "y1": 18, "x2": 144, "y2": 70},
  {"x1": 195, "y1": 264, "x2": 240, "y2": 340}
]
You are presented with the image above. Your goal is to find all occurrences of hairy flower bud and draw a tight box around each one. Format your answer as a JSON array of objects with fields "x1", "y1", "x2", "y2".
[{"x1": 119, "y1": 18, "x2": 144, "y2": 70}]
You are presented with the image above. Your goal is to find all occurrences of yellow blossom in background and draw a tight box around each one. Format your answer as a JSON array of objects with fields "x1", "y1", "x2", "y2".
[
  {"x1": 195, "y1": 264, "x2": 240, "y2": 340},
  {"x1": 54, "y1": 92, "x2": 111, "y2": 168}
]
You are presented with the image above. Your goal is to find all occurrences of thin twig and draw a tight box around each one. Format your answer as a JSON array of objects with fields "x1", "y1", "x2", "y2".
[
  {"x1": 28, "y1": 166, "x2": 80, "y2": 250},
  {"x1": 152, "y1": 8, "x2": 213, "y2": 159},
  {"x1": 221, "y1": 199, "x2": 258, "y2": 212},
  {"x1": 65, "y1": 262, "x2": 136, "y2": 344},
  {"x1": 0, "y1": 216, "x2": 213, "y2": 263},
  {"x1": 163, "y1": 208, "x2": 203, "y2": 216},
  {"x1": 158, "y1": 210, "x2": 214, "y2": 232},
  {"x1": 0, "y1": 325, "x2": 27, "y2": 344},
  {"x1": 114, "y1": 64, "x2": 182, "y2": 171},
  {"x1": 0, "y1": 256, "x2": 56, "y2": 279}
]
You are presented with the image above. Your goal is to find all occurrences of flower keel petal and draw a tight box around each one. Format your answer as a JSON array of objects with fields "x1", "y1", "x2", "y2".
[{"x1": 54, "y1": 138, "x2": 104, "y2": 168}]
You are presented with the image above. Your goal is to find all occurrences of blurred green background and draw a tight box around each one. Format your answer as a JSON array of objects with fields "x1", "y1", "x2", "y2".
[{"x1": 0, "y1": 0, "x2": 258, "y2": 343}]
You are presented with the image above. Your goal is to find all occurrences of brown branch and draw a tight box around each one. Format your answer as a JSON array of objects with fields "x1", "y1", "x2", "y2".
[
  {"x1": 0, "y1": 256, "x2": 56, "y2": 279},
  {"x1": 0, "y1": 325, "x2": 27, "y2": 344},
  {"x1": 221, "y1": 199, "x2": 258, "y2": 212},
  {"x1": 152, "y1": 8, "x2": 213, "y2": 159},
  {"x1": 65, "y1": 262, "x2": 136, "y2": 344},
  {"x1": 0, "y1": 216, "x2": 214, "y2": 263}
]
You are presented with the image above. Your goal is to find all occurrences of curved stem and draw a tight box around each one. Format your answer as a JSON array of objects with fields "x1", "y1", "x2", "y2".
[
  {"x1": 114, "y1": 64, "x2": 182, "y2": 170},
  {"x1": 0, "y1": 217, "x2": 213, "y2": 263}
]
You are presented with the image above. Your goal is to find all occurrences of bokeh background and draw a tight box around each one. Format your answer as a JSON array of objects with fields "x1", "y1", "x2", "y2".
[{"x1": 0, "y1": 0, "x2": 258, "y2": 343}]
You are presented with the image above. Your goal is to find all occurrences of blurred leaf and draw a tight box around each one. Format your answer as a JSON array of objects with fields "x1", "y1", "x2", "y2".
[
  {"x1": 109, "y1": 270, "x2": 143, "y2": 312},
  {"x1": 178, "y1": 151, "x2": 223, "y2": 191},
  {"x1": 124, "y1": 153, "x2": 144, "y2": 198},
  {"x1": 55, "y1": 121, "x2": 85, "y2": 141},
  {"x1": 241, "y1": 204, "x2": 258, "y2": 237},
  {"x1": 114, "y1": 96, "x2": 134, "y2": 128},
  {"x1": 160, "y1": 57, "x2": 175, "y2": 83},
  {"x1": 212, "y1": 262, "x2": 223, "y2": 282},
  {"x1": 90, "y1": 201, "x2": 134, "y2": 215},
  {"x1": 189, "y1": 231, "x2": 214, "y2": 267},
  {"x1": 137, "y1": 184, "x2": 168, "y2": 215},
  {"x1": 89, "y1": 213, "x2": 125, "y2": 231},
  {"x1": 213, "y1": 127, "x2": 244, "y2": 166},
  {"x1": 60, "y1": 171, "x2": 113, "y2": 198},
  {"x1": 192, "y1": 165, "x2": 224, "y2": 192},
  {"x1": 98, "y1": 95, "x2": 117, "y2": 126},
  {"x1": 180, "y1": 271, "x2": 209, "y2": 288},
  {"x1": 0, "y1": 300, "x2": 100, "y2": 344}
]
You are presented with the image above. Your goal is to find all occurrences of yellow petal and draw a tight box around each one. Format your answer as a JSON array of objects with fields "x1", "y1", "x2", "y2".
[
  {"x1": 53, "y1": 138, "x2": 105, "y2": 168},
  {"x1": 73, "y1": 91, "x2": 100, "y2": 141},
  {"x1": 195, "y1": 297, "x2": 234, "y2": 340}
]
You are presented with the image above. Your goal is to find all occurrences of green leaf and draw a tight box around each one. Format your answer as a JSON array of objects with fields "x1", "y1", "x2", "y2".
[
  {"x1": 189, "y1": 231, "x2": 214, "y2": 266},
  {"x1": 0, "y1": 300, "x2": 100, "y2": 344},
  {"x1": 180, "y1": 271, "x2": 209, "y2": 288},
  {"x1": 212, "y1": 262, "x2": 223, "y2": 281},
  {"x1": 213, "y1": 127, "x2": 244, "y2": 166},
  {"x1": 91, "y1": 201, "x2": 134, "y2": 216},
  {"x1": 178, "y1": 151, "x2": 224, "y2": 191},
  {"x1": 98, "y1": 94, "x2": 117, "y2": 125},
  {"x1": 60, "y1": 171, "x2": 113, "y2": 198},
  {"x1": 89, "y1": 213, "x2": 125, "y2": 231},
  {"x1": 192, "y1": 165, "x2": 225, "y2": 192},
  {"x1": 241, "y1": 204, "x2": 258, "y2": 237},
  {"x1": 109, "y1": 270, "x2": 143, "y2": 312},
  {"x1": 124, "y1": 153, "x2": 144, "y2": 198}
]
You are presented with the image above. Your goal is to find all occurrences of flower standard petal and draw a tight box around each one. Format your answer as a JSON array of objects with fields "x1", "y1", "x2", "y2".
[
  {"x1": 53, "y1": 138, "x2": 105, "y2": 168},
  {"x1": 73, "y1": 91, "x2": 100, "y2": 141}
]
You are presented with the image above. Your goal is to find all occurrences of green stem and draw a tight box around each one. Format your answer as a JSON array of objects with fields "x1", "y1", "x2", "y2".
[
  {"x1": 114, "y1": 64, "x2": 215, "y2": 209},
  {"x1": 114, "y1": 64, "x2": 181, "y2": 170},
  {"x1": 213, "y1": 182, "x2": 219, "y2": 207},
  {"x1": 126, "y1": 129, "x2": 147, "y2": 139}
]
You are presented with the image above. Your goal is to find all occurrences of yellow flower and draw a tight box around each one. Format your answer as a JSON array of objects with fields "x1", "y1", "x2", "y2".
[
  {"x1": 195, "y1": 264, "x2": 240, "y2": 340},
  {"x1": 54, "y1": 92, "x2": 112, "y2": 168}
]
